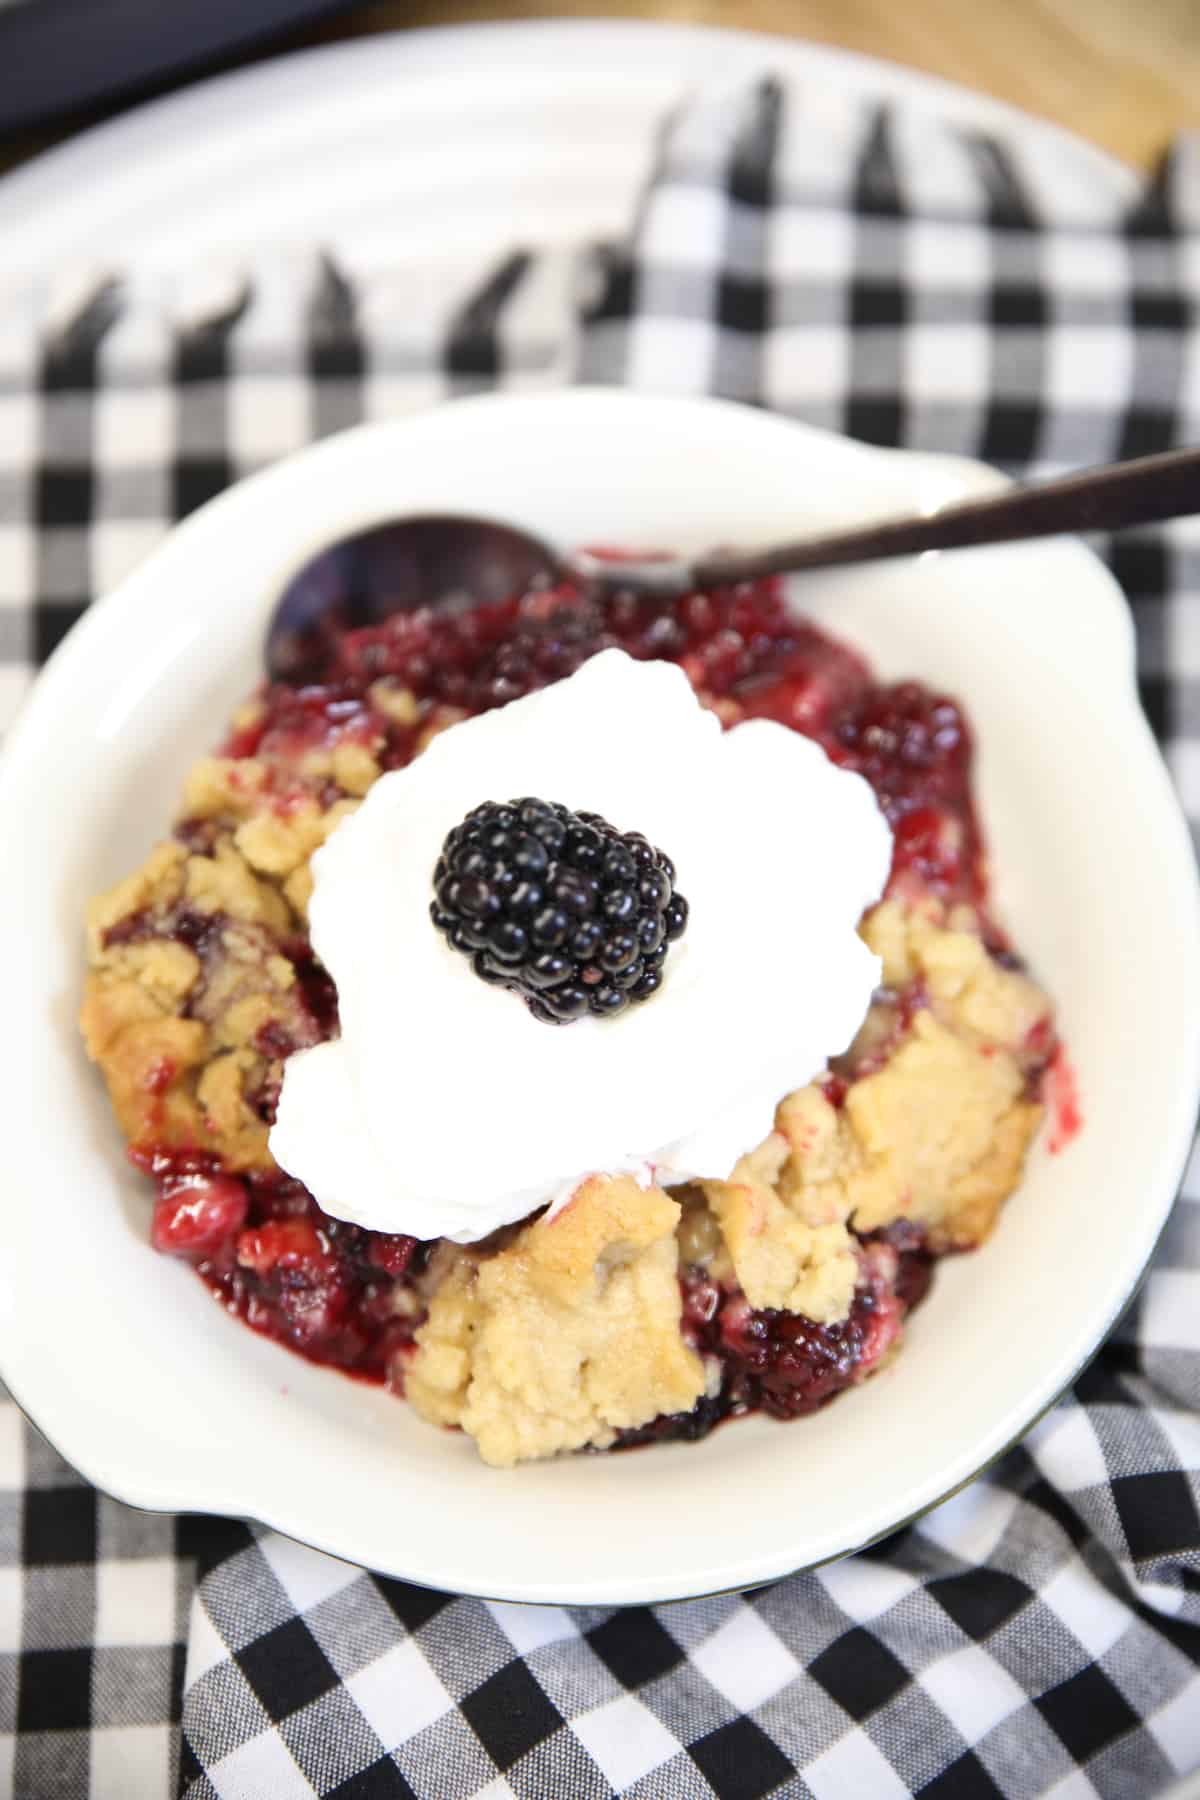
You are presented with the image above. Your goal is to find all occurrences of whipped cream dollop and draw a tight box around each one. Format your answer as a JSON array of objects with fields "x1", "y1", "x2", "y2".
[{"x1": 270, "y1": 649, "x2": 892, "y2": 1243}]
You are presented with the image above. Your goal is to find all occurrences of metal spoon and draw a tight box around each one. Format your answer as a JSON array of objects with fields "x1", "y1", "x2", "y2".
[{"x1": 265, "y1": 443, "x2": 1200, "y2": 683}]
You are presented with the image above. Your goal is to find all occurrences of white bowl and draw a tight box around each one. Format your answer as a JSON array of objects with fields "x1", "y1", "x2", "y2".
[{"x1": 1, "y1": 390, "x2": 1197, "y2": 1606}]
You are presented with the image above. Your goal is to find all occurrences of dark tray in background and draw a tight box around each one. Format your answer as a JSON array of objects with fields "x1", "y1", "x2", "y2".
[{"x1": 0, "y1": 0, "x2": 363, "y2": 136}]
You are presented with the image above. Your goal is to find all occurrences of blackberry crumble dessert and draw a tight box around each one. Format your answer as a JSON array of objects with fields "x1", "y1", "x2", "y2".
[{"x1": 81, "y1": 572, "x2": 1057, "y2": 1466}]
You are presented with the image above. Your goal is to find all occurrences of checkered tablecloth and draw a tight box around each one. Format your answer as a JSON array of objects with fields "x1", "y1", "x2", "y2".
[{"x1": 1, "y1": 74, "x2": 1199, "y2": 1800}]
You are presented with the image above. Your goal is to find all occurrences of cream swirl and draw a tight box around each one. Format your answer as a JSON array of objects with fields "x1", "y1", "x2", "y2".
[{"x1": 269, "y1": 649, "x2": 892, "y2": 1242}]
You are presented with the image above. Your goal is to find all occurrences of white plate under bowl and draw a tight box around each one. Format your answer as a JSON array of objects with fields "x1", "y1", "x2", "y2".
[
  {"x1": 1, "y1": 390, "x2": 1196, "y2": 1606},
  {"x1": 0, "y1": 19, "x2": 1136, "y2": 282}
]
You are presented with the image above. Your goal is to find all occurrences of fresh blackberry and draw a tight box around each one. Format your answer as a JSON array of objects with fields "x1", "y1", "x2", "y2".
[{"x1": 431, "y1": 797, "x2": 688, "y2": 1022}]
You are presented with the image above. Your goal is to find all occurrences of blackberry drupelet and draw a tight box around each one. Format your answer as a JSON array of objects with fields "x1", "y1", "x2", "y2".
[{"x1": 431, "y1": 797, "x2": 689, "y2": 1022}]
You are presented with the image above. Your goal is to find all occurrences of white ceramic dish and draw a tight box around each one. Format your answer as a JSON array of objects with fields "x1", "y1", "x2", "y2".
[{"x1": 1, "y1": 389, "x2": 1197, "y2": 1606}]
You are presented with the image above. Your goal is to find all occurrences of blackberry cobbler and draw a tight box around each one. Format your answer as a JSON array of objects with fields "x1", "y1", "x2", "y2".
[{"x1": 82, "y1": 572, "x2": 1057, "y2": 1466}]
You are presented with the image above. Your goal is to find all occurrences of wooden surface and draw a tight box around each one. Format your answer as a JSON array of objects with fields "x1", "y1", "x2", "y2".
[
  {"x1": 316, "y1": 0, "x2": 1200, "y2": 169},
  {"x1": 6, "y1": 0, "x2": 1200, "y2": 175}
]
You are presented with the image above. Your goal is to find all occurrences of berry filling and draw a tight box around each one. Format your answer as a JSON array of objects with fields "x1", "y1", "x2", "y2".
[
  {"x1": 135, "y1": 1148, "x2": 423, "y2": 1380},
  {"x1": 432, "y1": 796, "x2": 687, "y2": 1022},
  {"x1": 123, "y1": 567, "x2": 1039, "y2": 1439},
  {"x1": 617, "y1": 1228, "x2": 933, "y2": 1448},
  {"x1": 208, "y1": 576, "x2": 983, "y2": 910}
]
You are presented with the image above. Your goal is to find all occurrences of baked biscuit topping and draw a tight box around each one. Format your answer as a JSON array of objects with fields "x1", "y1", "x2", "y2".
[{"x1": 407, "y1": 1176, "x2": 706, "y2": 1466}]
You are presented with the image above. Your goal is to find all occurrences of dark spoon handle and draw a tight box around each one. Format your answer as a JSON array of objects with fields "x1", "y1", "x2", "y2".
[
  {"x1": 694, "y1": 444, "x2": 1200, "y2": 586},
  {"x1": 589, "y1": 445, "x2": 1200, "y2": 595}
]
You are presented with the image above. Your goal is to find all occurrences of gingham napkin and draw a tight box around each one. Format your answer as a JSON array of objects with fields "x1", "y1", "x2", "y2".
[{"x1": 2, "y1": 77, "x2": 1198, "y2": 1800}]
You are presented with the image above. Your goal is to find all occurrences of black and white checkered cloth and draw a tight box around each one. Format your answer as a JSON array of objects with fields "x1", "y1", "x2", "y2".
[{"x1": 1, "y1": 75, "x2": 1198, "y2": 1800}]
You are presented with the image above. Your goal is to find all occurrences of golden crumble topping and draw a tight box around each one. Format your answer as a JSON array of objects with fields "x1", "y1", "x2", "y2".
[
  {"x1": 80, "y1": 825, "x2": 328, "y2": 1169},
  {"x1": 703, "y1": 1155, "x2": 859, "y2": 1322},
  {"x1": 406, "y1": 1176, "x2": 706, "y2": 1466},
  {"x1": 774, "y1": 900, "x2": 1047, "y2": 1253}
]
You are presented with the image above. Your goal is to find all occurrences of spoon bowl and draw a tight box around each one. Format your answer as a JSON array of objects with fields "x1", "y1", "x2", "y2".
[{"x1": 267, "y1": 513, "x2": 567, "y2": 684}]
